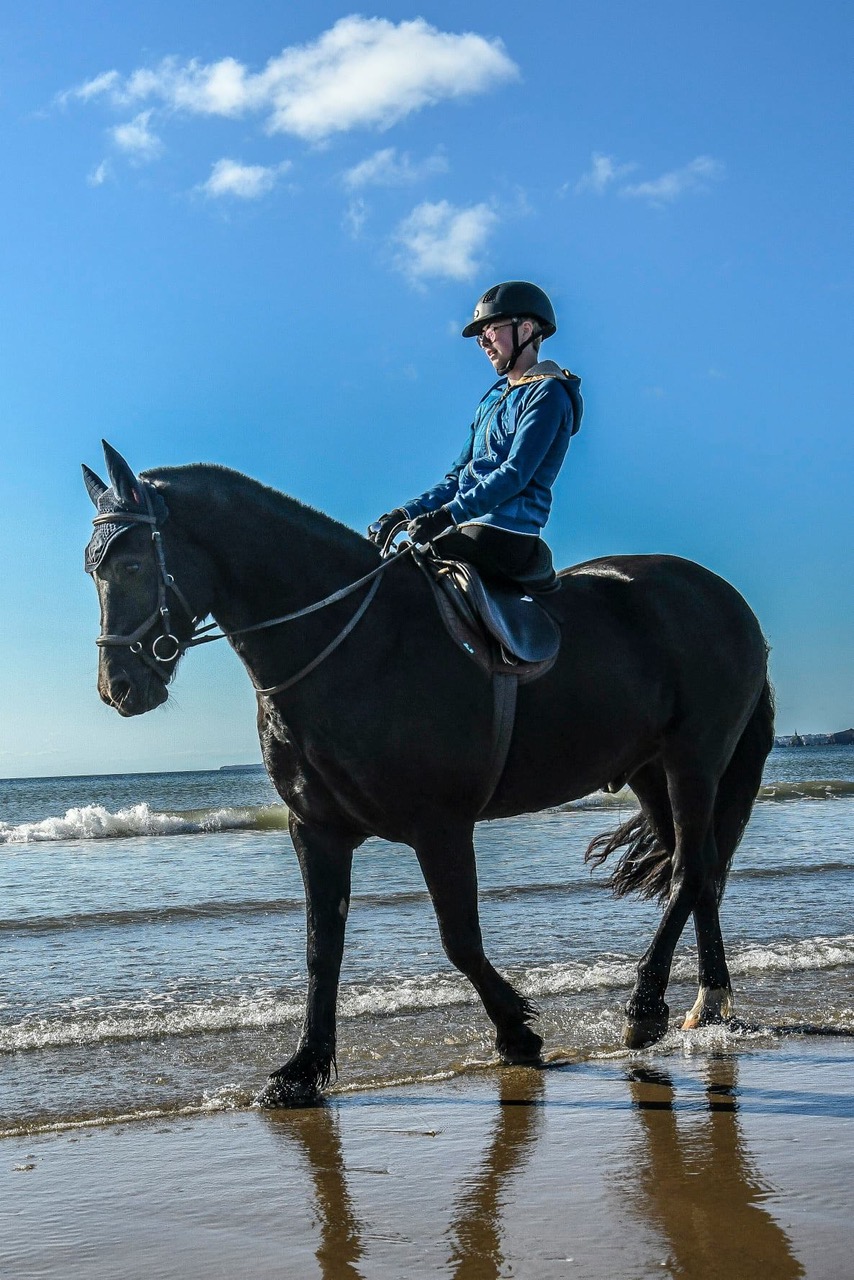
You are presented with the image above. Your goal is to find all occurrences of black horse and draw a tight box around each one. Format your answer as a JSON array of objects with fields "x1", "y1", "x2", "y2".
[{"x1": 83, "y1": 443, "x2": 774, "y2": 1105}]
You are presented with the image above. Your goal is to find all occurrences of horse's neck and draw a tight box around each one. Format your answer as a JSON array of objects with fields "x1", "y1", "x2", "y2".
[{"x1": 168, "y1": 476, "x2": 378, "y2": 630}]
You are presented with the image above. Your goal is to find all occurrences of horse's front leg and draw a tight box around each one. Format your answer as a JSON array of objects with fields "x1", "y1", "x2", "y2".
[
  {"x1": 413, "y1": 820, "x2": 542, "y2": 1065},
  {"x1": 257, "y1": 814, "x2": 359, "y2": 1108}
]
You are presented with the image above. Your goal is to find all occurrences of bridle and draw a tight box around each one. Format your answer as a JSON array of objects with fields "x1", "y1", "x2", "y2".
[
  {"x1": 93, "y1": 487, "x2": 197, "y2": 675},
  {"x1": 92, "y1": 484, "x2": 410, "y2": 697}
]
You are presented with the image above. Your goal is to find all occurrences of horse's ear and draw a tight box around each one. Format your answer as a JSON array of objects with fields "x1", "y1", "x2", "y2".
[
  {"x1": 102, "y1": 440, "x2": 142, "y2": 507},
  {"x1": 82, "y1": 464, "x2": 108, "y2": 507}
]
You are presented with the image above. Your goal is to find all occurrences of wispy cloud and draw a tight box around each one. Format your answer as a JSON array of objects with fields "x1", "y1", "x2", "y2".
[
  {"x1": 395, "y1": 200, "x2": 497, "y2": 283},
  {"x1": 87, "y1": 159, "x2": 110, "y2": 187},
  {"x1": 62, "y1": 70, "x2": 120, "y2": 104},
  {"x1": 201, "y1": 158, "x2": 291, "y2": 199},
  {"x1": 344, "y1": 197, "x2": 369, "y2": 238},
  {"x1": 574, "y1": 152, "x2": 636, "y2": 194},
  {"x1": 110, "y1": 110, "x2": 161, "y2": 162},
  {"x1": 574, "y1": 152, "x2": 724, "y2": 207},
  {"x1": 343, "y1": 146, "x2": 448, "y2": 190},
  {"x1": 621, "y1": 156, "x2": 724, "y2": 206},
  {"x1": 63, "y1": 17, "x2": 518, "y2": 142}
]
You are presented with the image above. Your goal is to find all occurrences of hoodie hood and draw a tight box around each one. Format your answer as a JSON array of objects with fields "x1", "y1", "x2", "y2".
[{"x1": 514, "y1": 360, "x2": 584, "y2": 436}]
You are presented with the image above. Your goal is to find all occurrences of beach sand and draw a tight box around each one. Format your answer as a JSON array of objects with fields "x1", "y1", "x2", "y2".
[{"x1": 3, "y1": 1039, "x2": 852, "y2": 1279}]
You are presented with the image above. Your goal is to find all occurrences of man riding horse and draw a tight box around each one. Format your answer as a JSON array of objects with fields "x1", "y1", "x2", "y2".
[{"x1": 369, "y1": 281, "x2": 583, "y2": 593}]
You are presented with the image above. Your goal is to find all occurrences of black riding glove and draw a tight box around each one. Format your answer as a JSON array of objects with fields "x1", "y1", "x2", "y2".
[
  {"x1": 367, "y1": 508, "x2": 407, "y2": 547},
  {"x1": 406, "y1": 507, "x2": 454, "y2": 544}
]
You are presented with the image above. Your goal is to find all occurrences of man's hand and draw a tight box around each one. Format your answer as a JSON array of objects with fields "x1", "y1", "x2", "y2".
[
  {"x1": 367, "y1": 508, "x2": 407, "y2": 547},
  {"x1": 406, "y1": 507, "x2": 454, "y2": 544}
]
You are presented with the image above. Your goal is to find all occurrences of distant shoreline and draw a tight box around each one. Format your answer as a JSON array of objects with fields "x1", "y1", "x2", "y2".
[{"x1": 775, "y1": 729, "x2": 854, "y2": 747}]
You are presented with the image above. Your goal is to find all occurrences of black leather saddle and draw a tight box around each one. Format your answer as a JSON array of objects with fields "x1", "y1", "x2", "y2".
[{"x1": 416, "y1": 551, "x2": 561, "y2": 679}]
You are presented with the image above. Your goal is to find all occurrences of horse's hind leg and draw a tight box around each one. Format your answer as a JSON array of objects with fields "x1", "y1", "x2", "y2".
[
  {"x1": 258, "y1": 814, "x2": 360, "y2": 1107},
  {"x1": 413, "y1": 821, "x2": 542, "y2": 1065},
  {"x1": 683, "y1": 818, "x2": 734, "y2": 1029},
  {"x1": 625, "y1": 764, "x2": 719, "y2": 1049},
  {"x1": 683, "y1": 885, "x2": 733, "y2": 1028}
]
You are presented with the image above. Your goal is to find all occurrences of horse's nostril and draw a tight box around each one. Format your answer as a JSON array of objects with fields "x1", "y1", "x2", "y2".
[{"x1": 109, "y1": 678, "x2": 133, "y2": 708}]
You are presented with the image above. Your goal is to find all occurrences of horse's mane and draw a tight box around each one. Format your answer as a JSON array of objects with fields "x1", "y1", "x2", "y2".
[{"x1": 142, "y1": 462, "x2": 370, "y2": 555}]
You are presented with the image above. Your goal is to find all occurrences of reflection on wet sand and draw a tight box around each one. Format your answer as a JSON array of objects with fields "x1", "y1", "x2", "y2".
[
  {"x1": 623, "y1": 1057, "x2": 804, "y2": 1278},
  {"x1": 260, "y1": 1056, "x2": 809, "y2": 1278},
  {"x1": 267, "y1": 1105, "x2": 365, "y2": 1279},
  {"x1": 445, "y1": 1069, "x2": 545, "y2": 1279},
  {"x1": 263, "y1": 1069, "x2": 544, "y2": 1280}
]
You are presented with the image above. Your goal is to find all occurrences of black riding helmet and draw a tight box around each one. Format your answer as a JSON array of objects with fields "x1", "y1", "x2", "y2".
[{"x1": 461, "y1": 281, "x2": 557, "y2": 374}]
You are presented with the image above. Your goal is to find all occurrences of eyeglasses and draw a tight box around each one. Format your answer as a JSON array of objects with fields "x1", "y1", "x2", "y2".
[{"x1": 476, "y1": 320, "x2": 516, "y2": 346}]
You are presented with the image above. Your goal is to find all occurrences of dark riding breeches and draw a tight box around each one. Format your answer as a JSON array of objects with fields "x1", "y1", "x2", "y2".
[{"x1": 432, "y1": 523, "x2": 558, "y2": 593}]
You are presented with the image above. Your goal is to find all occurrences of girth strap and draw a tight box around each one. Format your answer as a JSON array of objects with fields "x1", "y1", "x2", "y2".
[{"x1": 479, "y1": 672, "x2": 518, "y2": 815}]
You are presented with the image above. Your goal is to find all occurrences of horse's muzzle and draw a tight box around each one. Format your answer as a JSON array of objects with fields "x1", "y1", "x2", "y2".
[{"x1": 98, "y1": 660, "x2": 168, "y2": 716}]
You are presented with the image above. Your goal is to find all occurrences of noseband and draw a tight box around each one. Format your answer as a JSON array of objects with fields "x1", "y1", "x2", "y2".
[{"x1": 92, "y1": 484, "x2": 408, "y2": 695}]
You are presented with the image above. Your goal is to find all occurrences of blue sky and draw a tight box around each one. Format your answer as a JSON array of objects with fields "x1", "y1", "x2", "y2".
[{"x1": 0, "y1": 2, "x2": 851, "y2": 777}]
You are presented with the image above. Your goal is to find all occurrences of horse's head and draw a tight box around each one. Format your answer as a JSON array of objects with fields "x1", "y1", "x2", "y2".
[{"x1": 83, "y1": 441, "x2": 204, "y2": 716}]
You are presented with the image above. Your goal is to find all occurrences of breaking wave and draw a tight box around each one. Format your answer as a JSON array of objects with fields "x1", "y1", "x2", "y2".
[
  {"x1": 2, "y1": 780, "x2": 852, "y2": 845},
  {"x1": 0, "y1": 801, "x2": 289, "y2": 844}
]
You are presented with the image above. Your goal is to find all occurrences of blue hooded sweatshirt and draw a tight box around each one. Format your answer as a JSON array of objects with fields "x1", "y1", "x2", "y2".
[{"x1": 402, "y1": 361, "x2": 583, "y2": 535}]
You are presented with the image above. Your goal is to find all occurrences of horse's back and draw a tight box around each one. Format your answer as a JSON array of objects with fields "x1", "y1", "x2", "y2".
[
  {"x1": 532, "y1": 553, "x2": 767, "y2": 732},
  {"x1": 556, "y1": 554, "x2": 764, "y2": 652}
]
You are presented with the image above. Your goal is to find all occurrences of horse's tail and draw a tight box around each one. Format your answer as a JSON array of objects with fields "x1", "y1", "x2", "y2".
[
  {"x1": 585, "y1": 674, "x2": 775, "y2": 903},
  {"x1": 584, "y1": 808, "x2": 672, "y2": 902}
]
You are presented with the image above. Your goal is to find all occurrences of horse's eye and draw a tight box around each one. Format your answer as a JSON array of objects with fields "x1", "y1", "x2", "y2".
[{"x1": 124, "y1": 562, "x2": 141, "y2": 575}]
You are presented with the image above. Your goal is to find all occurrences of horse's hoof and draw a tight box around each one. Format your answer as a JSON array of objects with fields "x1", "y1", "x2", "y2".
[
  {"x1": 497, "y1": 1027, "x2": 544, "y2": 1066},
  {"x1": 682, "y1": 986, "x2": 733, "y2": 1030},
  {"x1": 255, "y1": 1072, "x2": 323, "y2": 1109},
  {"x1": 623, "y1": 1012, "x2": 669, "y2": 1049}
]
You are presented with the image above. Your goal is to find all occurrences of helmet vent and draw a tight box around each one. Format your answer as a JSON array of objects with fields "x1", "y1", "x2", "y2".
[{"x1": 481, "y1": 286, "x2": 500, "y2": 303}]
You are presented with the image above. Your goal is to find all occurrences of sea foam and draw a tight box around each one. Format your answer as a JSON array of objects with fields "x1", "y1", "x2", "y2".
[
  {"x1": 0, "y1": 802, "x2": 287, "y2": 844},
  {"x1": 5, "y1": 935, "x2": 851, "y2": 1054}
]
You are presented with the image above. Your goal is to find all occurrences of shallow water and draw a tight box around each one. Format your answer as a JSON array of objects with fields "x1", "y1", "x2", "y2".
[{"x1": 1, "y1": 748, "x2": 852, "y2": 1133}]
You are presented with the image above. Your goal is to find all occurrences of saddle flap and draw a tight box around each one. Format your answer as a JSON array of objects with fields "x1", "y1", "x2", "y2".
[{"x1": 439, "y1": 560, "x2": 561, "y2": 664}]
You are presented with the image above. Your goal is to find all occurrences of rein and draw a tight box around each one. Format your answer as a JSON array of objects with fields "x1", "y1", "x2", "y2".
[{"x1": 93, "y1": 489, "x2": 409, "y2": 695}]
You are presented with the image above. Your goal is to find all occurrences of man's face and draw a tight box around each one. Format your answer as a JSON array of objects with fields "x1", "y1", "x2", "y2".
[{"x1": 477, "y1": 318, "x2": 531, "y2": 371}]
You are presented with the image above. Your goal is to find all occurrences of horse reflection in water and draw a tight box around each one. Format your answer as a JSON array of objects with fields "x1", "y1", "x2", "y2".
[
  {"x1": 264, "y1": 1071, "x2": 544, "y2": 1280},
  {"x1": 623, "y1": 1060, "x2": 804, "y2": 1279},
  {"x1": 266, "y1": 1107, "x2": 365, "y2": 1280},
  {"x1": 445, "y1": 1071, "x2": 545, "y2": 1280},
  {"x1": 262, "y1": 1063, "x2": 803, "y2": 1279}
]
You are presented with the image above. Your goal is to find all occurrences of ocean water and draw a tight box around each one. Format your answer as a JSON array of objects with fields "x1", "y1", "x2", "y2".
[{"x1": 1, "y1": 748, "x2": 852, "y2": 1135}]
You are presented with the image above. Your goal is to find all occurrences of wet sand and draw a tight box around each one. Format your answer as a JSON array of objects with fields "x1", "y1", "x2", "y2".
[{"x1": 3, "y1": 1039, "x2": 853, "y2": 1279}]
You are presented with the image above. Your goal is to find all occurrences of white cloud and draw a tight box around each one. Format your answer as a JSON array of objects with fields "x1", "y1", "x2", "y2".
[
  {"x1": 344, "y1": 197, "x2": 369, "y2": 238},
  {"x1": 87, "y1": 159, "x2": 110, "y2": 187},
  {"x1": 65, "y1": 17, "x2": 518, "y2": 142},
  {"x1": 621, "y1": 156, "x2": 724, "y2": 206},
  {"x1": 110, "y1": 110, "x2": 161, "y2": 161},
  {"x1": 575, "y1": 152, "x2": 636, "y2": 194},
  {"x1": 343, "y1": 146, "x2": 448, "y2": 189},
  {"x1": 395, "y1": 200, "x2": 497, "y2": 282},
  {"x1": 201, "y1": 158, "x2": 290, "y2": 199},
  {"x1": 62, "y1": 69, "x2": 120, "y2": 104},
  {"x1": 573, "y1": 152, "x2": 725, "y2": 207}
]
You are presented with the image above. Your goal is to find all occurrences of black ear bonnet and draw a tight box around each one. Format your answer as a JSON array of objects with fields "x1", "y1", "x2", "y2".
[{"x1": 82, "y1": 444, "x2": 168, "y2": 574}]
